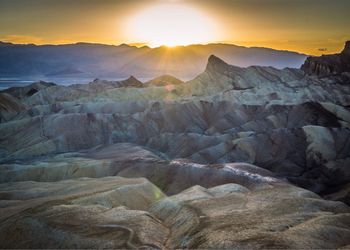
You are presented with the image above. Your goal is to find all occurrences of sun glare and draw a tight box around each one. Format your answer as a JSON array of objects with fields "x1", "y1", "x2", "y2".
[{"x1": 125, "y1": 4, "x2": 218, "y2": 47}]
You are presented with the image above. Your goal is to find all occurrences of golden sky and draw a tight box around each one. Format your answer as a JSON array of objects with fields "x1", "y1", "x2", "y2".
[{"x1": 0, "y1": 0, "x2": 349, "y2": 55}]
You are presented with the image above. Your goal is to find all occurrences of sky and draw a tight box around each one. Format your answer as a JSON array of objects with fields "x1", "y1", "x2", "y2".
[{"x1": 0, "y1": 0, "x2": 350, "y2": 55}]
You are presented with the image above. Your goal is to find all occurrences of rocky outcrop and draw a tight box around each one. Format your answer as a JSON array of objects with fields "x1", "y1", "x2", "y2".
[
  {"x1": 0, "y1": 176, "x2": 168, "y2": 249},
  {"x1": 344, "y1": 41, "x2": 350, "y2": 55},
  {"x1": 206, "y1": 55, "x2": 232, "y2": 75},
  {"x1": 0, "y1": 81, "x2": 56, "y2": 99},
  {"x1": 118, "y1": 76, "x2": 143, "y2": 88},
  {"x1": 74, "y1": 76, "x2": 143, "y2": 92},
  {"x1": 0, "y1": 93, "x2": 23, "y2": 112},
  {"x1": 145, "y1": 74, "x2": 184, "y2": 86},
  {"x1": 301, "y1": 41, "x2": 350, "y2": 77},
  {"x1": 0, "y1": 93, "x2": 25, "y2": 122},
  {"x1": 151, "y1": 182, "x2": 350, "y2": 249},
  {"x1": 0, "y1": 143, "x2": 285, "y2": 195}
]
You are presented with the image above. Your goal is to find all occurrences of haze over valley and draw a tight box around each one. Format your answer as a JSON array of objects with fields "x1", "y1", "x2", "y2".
[{"x1": 0, "y1": 41, "x2": 307, "y2": 82}]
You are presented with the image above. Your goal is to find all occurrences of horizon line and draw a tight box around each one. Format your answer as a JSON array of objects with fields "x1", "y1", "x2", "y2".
[{"x1": 0, "y1": 40, "x2": 312, "y2": 56}]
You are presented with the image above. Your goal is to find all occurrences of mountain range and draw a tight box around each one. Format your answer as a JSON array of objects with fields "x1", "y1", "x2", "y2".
[{"x1": 0, "y1": 41, "x2": 307, "y2": 79}]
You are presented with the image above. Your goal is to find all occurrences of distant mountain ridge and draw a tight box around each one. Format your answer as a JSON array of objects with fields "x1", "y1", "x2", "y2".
[{"x1": 0, "y1": 41, "x2": 307, "y2": 79}]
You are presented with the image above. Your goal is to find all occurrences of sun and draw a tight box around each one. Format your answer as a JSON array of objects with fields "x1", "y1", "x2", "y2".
[{"x1": 125, "y1": 3, "x2": 218, "y2": 47}]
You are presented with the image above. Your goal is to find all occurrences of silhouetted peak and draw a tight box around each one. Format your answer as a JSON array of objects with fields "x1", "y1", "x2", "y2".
[
  {"x1": 119, "y1": 75, "x2": 143, "y2": 88},
  {"x1": 342, "y1": 41, "x2": 350, "y2": 55},
  {"x1": 206, "y1": 55, "x2": 230, "y2": 74},
  {"x1": 127, "y1": 75, "x2": 139, "y2": 82},
  {"x1": 208, "y1": 55, "x2": 228, "y2": 66}
]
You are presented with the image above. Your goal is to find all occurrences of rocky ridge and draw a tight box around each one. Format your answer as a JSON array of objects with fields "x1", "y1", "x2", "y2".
[
  {"x1": 301, "y1": 41, "x2": 350, "y2": 77},
  {"x1": 144, "y1": 74, "x2": 184, "y2": 87}
]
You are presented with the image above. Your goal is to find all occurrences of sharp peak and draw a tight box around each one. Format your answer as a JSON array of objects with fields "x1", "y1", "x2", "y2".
[
  {"x1": 207, "y1": 55, "x2": 231, "y2": 68},
  {"x1": 127, "y1": 75, "x2": 138, "y2": 80},
  {"x1": 342, "y1": 40, "x2": 350, "y2": 55},
  {"x1": 206, "y1": 55, "x2": 230, "y2": 73},
  {"x1": 122, "y1": 75, "x2": 142, "y2": 84},
  {"x1": 208, "y1": 55, "x2": 228, "y2": 64}
]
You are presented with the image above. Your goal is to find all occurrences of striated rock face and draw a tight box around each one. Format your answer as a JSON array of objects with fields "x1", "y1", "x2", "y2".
[
  {"x1": 0, "y1": 176, "x2": 168, "y2": 249},
  {"x1": 301, "y1": 41, "x2": 350, "y2": 77},
  {"x1": 0, "y1": 143, "x2": 284, "y2": 194},
  {"x1": 0, "y1": 93, "x2": 25, "y2": 122},
  {"x1": 1, "y1": 96, "x2": 349, "y2": 197},
  {"x1": 0, "y1": 174, "x2": 349, "y2": 249},
  {"x1": 151, "y1": 183, "x2": 350, "y2": 249},
  {"x1": 0, "y1": 81, "x2": 56, "y2": 99}
]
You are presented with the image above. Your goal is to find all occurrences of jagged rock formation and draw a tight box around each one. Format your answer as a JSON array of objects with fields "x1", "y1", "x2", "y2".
[
  {"x1": 301, "y1": 41, "x2": 350, "y2": 77},
  {"x1": 151, "y1": 182, "x2": 350, "y2": 249},
  {"x1": 0, "y1": 143, "x2": 285, "y2": 194},
  {"x1": 0, "y1": 81, "x2": 56, "y2": 99},
  {"x1": 75, "y1": 76, "x2": 144, "y2": 92},
  {"x1": 1, "y1": 42, "x2": 350, "y2": 248}
]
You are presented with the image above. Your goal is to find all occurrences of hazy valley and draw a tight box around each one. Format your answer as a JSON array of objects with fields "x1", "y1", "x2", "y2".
[{"x1": 0, "y1": 41, "x2": 307, "y2": 81}]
